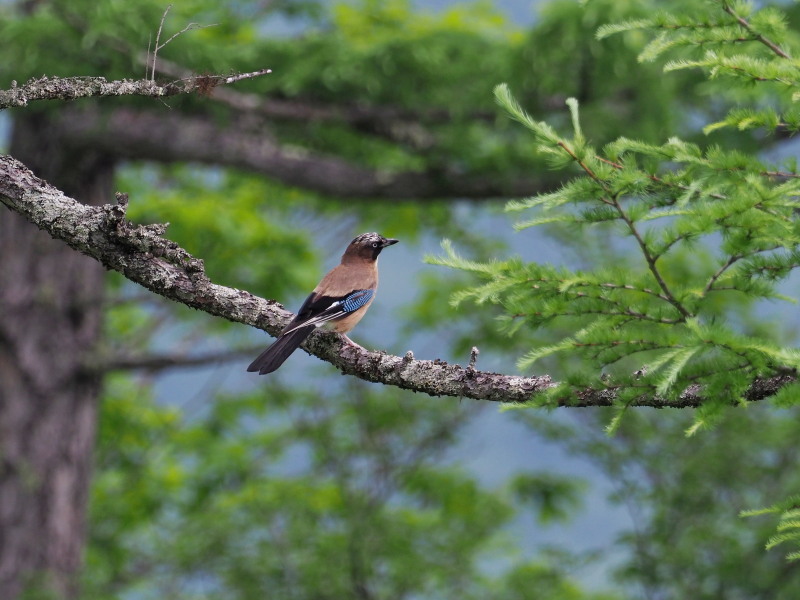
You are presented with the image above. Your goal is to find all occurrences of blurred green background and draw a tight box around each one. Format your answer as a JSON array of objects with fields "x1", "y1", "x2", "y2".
[{"x1": 2, "y1": 0, "x2": 800, "y2": 598}]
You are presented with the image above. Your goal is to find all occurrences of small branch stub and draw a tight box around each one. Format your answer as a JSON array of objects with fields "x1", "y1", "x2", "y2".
[{"x1": 468, "y1": 346, "x2": 479, "y2": 370}]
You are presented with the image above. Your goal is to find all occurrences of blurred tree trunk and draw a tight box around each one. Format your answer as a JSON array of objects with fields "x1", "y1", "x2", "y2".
[{"x1": 0, "y1": 113, "x2": 112, "y2": 599}]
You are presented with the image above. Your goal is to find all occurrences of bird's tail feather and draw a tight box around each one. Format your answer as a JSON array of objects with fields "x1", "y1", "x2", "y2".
[{"x1": 247, "y1": 325, "x2": 315, "y2": 374}]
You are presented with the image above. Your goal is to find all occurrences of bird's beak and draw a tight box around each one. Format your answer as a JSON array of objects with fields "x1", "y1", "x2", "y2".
[{"x1": 383, "y1": 238, "x2": 399, "y2": 247}]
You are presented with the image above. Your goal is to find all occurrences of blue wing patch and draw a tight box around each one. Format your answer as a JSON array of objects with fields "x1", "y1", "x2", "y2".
[
  {"x1": 282, "y1": 289, "x2": 375, "y2": 335},
  {"x1": 342, "y1": 289, "x2": 373, "y2": 313}
]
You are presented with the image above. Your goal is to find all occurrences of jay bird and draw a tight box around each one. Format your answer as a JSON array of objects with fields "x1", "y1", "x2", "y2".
[{"x1": 247, "y1": 232, "x2": 399, "y2": 375}]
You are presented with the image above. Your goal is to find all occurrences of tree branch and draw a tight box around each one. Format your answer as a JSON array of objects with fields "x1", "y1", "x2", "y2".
[
  {"x1": 146, "y1": 55, "x2": 444, "y2": 149},
  {"x1": 610, "y1": 196, "x2": 692, "y2": 320},
  {"x1": 41, "y1": 2, "x2": 476, "y2": 150},
  {"x1": 557, "y1": 143, "x2": 691, "y2": 319},
  {"x1": 52, "y1": 106, "x2": 557, "y2": 200},
  {"x1": 722, "y1": 1, "x2": 791, "y2": 59},
  {"x1": 101, "y1": 346, "x2": 264, "y2": 374},
  {"x1": 0, "y1": 72, "x2": 270, "y2": 111},
  {"x1": 148, "y1": 4, "x2": 219, "y2": 81},
  {"x1": 1, "y1": 154, "x2": 795, "y2": 407}
]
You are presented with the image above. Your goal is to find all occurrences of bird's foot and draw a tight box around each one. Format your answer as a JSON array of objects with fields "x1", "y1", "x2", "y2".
[{"x1": 341, "y1": 334, "x2": 366, "y2": 352}]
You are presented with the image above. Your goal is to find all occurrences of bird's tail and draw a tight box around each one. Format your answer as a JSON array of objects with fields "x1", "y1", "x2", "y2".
[{"x1": 247, "y1": 325, "x2": 315, "y2": 374}]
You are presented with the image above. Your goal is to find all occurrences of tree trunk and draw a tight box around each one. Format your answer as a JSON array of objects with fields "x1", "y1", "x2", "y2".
[{"x1": 0, "y1": 112, "x2": 112, "y2": 598}]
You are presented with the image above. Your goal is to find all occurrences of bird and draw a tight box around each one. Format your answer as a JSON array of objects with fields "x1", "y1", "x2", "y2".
[{"x1": 247, "y1": 232, "x2": 399, "y2": 375}]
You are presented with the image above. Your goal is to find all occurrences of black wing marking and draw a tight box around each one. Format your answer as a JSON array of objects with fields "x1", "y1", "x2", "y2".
[
  {"x1": 282, "y1": 289, "x2": 373, "y2": 335},
  {"x1": 248, "y1": 290, "x2": 373, "y2": 375},
  {"x1": 246, "y1": 325, "x2": 315, "y2": 374}
]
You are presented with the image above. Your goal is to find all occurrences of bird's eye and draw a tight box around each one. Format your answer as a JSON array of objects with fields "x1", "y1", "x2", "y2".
[{"x1": 372, "y1": 242, "x2": 379, "y2": 248}]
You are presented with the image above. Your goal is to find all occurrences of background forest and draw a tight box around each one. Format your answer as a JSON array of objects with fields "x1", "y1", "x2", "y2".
[{"x1": 2, "y1": 0, "x2": 800, "y2": 599}]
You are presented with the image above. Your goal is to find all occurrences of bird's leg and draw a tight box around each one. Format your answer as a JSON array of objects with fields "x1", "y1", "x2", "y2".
[{"x1": 341, "y1": 334, "x2": 366, "y2": 352}]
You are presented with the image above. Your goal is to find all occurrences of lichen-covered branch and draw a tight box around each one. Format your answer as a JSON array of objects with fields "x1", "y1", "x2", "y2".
[
  {"x1": 0, "y1": 72, "x2": 271, "y2": 111},
  {"x1": 0, "y1": 155, "x2": 794, "y2": 406}
]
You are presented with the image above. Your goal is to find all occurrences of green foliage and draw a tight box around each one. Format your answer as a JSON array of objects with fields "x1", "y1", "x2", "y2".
[
  {"x1": 0, "y1": 0, "x2": 696, "y2": 181},
  {"x1": 9, "y1": 0, "x2": 800, "y2": 593},
  {"x1": 86, "y1": 380, "x2": 608, "y2": 599},
  {"x1": 0, "y1": 0, "x2": 252, "y2": 80},
  {"x1": 596, "y1": 3, "x2": 794, "y2": 64},
  {"x1": 597, "y1": 0, "x2": 800, "y2": 132},
  {"x1": 512, "y1": 0, "x2": 690, "y2": 144},
  {"x1": 511, "y1": 473, "x2": 586, "y2": 524},
  {"x1": 427, "y1": 1, "x2": 800, "y2": 569},
  {"x1": 742, "y1": 495, "x2": 800, "y2": 561},
  {"x1": 521, "y1": 405, "x2": 800, "y2": 598},
  {"x1": 489, "y1": 561, "x2": 620, "y2": 600},
  {"x1": 432, "y1": 3, "x2": 800, "y2": 414}
]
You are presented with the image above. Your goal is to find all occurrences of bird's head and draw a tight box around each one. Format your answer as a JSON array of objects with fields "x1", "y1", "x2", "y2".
[{"x1": 343, "y1": 232, "x2": 399, "y2": 261}]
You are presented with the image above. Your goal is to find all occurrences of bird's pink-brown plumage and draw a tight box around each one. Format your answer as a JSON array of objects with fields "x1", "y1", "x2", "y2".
[{"x1": 247, "y1": 233, "x2": 398, "y2": 375}]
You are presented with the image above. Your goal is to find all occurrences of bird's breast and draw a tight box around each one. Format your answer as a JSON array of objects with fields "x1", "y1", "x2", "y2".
[{"x1": 328, "y1": 296, "x2": 375, "y2": 333}]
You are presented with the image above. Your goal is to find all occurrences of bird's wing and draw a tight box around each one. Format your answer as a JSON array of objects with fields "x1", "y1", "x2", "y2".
[{"x1": 282, "y1": 289, "x2": 374, "y2": 335}]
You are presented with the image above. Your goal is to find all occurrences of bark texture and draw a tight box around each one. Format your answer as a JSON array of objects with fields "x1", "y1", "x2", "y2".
[
  {"x1": 0, "y1": 114, "x2": 111, "y2": 599},
  {"x1": 0, "y1": 72, "x2": 271, "y2": 111}
]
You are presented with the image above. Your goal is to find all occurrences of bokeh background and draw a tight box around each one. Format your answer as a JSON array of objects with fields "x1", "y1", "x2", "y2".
[{"x1": 2, "y1": 0, "x2": 800, "y2": 598}]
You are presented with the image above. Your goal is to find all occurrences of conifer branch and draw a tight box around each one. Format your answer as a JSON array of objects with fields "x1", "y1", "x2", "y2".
[
  {"x1": 725, "y1": 65, "x2": 795, "y2": 86},
  {"x1": 595, "y1": 158, "x2": 798, "y2": 218},
  {"x1": 596, "y1": 156, "x2": 729, "y2": 201},
  {"x1": 763, "y1": 170, "x2": 800, "y2": 179},
  {"x1": 0, "y1": 155, "x2": 550, "y2": 404},
  {"x1": 557, "y1": 141, "x2": 614, "y2": 205},
  {"x1": 485, "y1": 83, "x2": 800, "y2": 407},
  {"x1": 568, "y1": 293, "x2": 683, "y2": 324},
  {"x1": 574, "y1": 340, "x2": 667, "y2": 351},
  {"x1": 532, "y1": 308, "x2": 681, "y2": 325},
  {"x1": 721, "y1": 1, "x2": 791, "y2": 59},
  {"x1": 593, "y1": 282, "x2": 673, "y2": 304},
  {"x1": 684, "y1": 362, "x2": 751, "y2": 384},
  {"x1": 531, "y1": 277, "x2": 678, "y2": 313},
  {"x1": 653, "y1": 232, "x2": 695, "y2": 260},
  {"x1": 512, "y1": 143, "x2": 689, "y2": 324},
  {"x1": 610, "y1": 197, "x2": 692, "y2": 320},
  {"x1": 547, "y1": 144, "x2": 691, "y2": 319},
  {"x1": 703, "y1": 254, "x2": 742, "y2": 294},
  {"x1": 531, "y1": 277, "x2": 673, "y2": 304}
]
